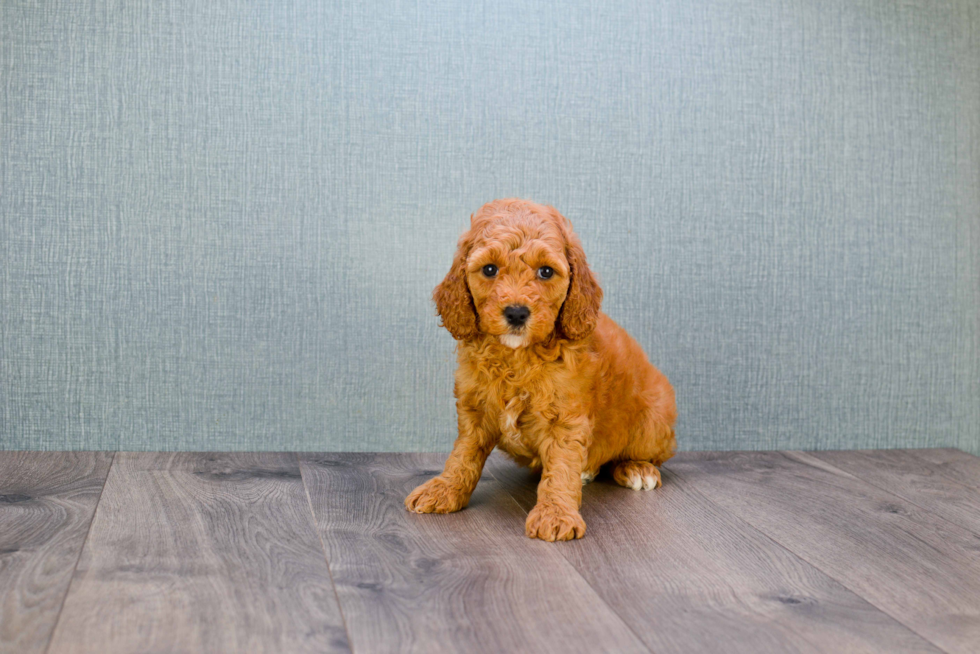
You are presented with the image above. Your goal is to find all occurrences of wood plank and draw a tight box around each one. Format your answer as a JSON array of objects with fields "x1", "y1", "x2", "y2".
[
  {"x1": 299, "y1": 453, "x2": 648, "y2": 654},
  {"x1": 810, "y1": 449, "x2": 980, "y2": 537},
  {"x1": 47, "y1": 453, "x2": 350, "y2": 654},
  {"x1": 909, "y1": 448, "x2": 980, "y2": 492},
  {"x1": 668, "y1": 451, "x2": 980, "y2": 654},
  {"x1": 0, "y1": 452, "x2": 112, "y2": 654},
  {"x1": 485, "y1": 454, "x2": 939, "y2": 654}
]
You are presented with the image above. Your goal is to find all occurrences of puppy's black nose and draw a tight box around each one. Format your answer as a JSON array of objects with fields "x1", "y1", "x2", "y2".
[{"x1": 503, "y1": 305, "x2": 531, "y2": 327}]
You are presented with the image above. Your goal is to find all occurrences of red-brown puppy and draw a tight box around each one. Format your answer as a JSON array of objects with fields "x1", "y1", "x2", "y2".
[{"x1": 405, "y1": 199, "x2": 677, "y2": 541}]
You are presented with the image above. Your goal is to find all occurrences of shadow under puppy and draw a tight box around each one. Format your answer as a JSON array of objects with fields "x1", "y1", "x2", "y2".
[{"x1": 406, "y1": 199, "x2": 677, "y2": 541}]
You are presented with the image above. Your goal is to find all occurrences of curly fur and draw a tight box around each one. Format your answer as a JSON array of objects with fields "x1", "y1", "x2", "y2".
[{"x1": 407, "y1": 199, "x2": 677, "y2": 541}]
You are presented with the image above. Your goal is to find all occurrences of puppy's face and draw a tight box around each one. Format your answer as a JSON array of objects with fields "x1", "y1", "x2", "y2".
[
  {"x1": 465, "y1": 219, "x2": 570, "y2": 348},
  {"x1": 434, "y1": 199, "x2": 602, "y2": 346}
]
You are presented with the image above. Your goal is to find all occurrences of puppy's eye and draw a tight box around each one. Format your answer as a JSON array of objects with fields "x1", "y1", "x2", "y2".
[
  {"x1": 482, "y1": 264, "x2": 498, "y2": 278},
  {"x1": 537, "y1": 266, "x2": 554, "y2": 280}
]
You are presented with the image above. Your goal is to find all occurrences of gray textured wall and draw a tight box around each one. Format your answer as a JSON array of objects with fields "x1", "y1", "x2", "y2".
[{"x1": 1, "y1": 0, "x2": 978, "y2": 453}]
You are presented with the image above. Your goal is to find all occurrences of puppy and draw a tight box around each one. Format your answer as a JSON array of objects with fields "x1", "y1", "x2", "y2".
[{"x1": 405, "y1": 199, "x2": 676, "y2": 541}]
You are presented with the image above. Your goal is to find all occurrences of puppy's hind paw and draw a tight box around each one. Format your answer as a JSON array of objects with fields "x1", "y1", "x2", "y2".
[{"x1": 612, "y1": 460, "x2": 662, "y2": 491}]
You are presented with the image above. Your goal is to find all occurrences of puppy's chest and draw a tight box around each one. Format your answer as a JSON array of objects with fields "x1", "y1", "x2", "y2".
[
  {"x1": 460, "y1": 348, "x2": 577, "y2": 454},
  {"x1": 489, "y1": 392, "x2": 537, "y2": 458},
  {"x1": 497, "y1": 389, "x2": 530, "y2": 452},
  {"x1": 486, "y1": 379, "x2": 556, "y2": 457}
]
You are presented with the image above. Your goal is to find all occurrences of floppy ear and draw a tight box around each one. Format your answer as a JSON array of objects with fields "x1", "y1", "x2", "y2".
[
  {"x1": 433, "y1": 229, "x2": 481, "y2": 341},
  {"x1": 557, "y1": 231, "x2": 603, "y2": 341}
]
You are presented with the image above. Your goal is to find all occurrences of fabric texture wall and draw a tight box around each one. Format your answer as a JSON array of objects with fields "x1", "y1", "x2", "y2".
[{"x1": 2, "y1": 0, "x2": 978, "y2": 453}]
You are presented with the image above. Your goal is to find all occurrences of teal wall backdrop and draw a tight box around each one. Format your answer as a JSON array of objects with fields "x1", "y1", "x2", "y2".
[{"x1": 2, "y1": 0, "x2": 978, "y2": 453}]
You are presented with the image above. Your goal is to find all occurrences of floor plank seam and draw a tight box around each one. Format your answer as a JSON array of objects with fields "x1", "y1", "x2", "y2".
[
  {"x1": 905, "y1": 449, "x2": 980, "y2": 494},
  {"x1": 42, "y1": 451, "x2": 117, "y2": 654},
  {"x1": 667, "y1": 459, "x2": 954, "y2": 654},
  {"x1": 481, "y1": 463, "x2": 657, "y2": 654},
  {"x1": 806, "y1": 453, "x2": 980, "y2": 539},
  {"x1": 296, "y1": 454, "x2": 356, "y2": 654}
]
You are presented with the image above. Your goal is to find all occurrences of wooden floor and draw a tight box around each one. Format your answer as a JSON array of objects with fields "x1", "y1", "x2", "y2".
[{"x1": 1, "y1": 449, "x2": 979, "y2": 653}]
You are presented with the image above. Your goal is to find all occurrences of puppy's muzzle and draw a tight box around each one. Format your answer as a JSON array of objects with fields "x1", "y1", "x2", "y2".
[{"x1": 503, "y1": 305, "x2": 531, "y2": 328}]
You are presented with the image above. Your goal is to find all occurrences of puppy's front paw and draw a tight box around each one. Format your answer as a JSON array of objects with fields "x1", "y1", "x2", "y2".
[
  {"x1": 525, "y1": 502, "x2": 586, "y2": 541},
  {"x1": 405, "y1": 477, "x2": 468, "y2": 514}
]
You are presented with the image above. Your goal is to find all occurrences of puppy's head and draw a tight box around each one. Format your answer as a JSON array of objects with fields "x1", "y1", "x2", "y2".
[{"x1": 434, "y1": 199, "x2": 602, "y2": 347}]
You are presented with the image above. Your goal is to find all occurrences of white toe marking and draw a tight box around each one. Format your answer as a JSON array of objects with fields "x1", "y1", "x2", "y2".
[
  {"x1": 581, "y1": 471, "x2": 596, "y2": 485},
  {"x1": 641, "y1": 474, "x2": 658, "y2": 490},
  {"x1": 628, "y1": 475, "x2": 643, "y2": 491}
]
